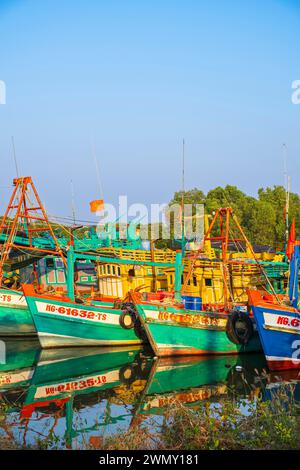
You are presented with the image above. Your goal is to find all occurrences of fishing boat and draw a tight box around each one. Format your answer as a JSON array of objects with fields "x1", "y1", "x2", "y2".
[
  {"x1": 22, "y1": 241, "x2": 183, "y2": 348},
  {"x1": 0, "y1": 288, "x2": 36, "y2": 336},
  {"x1": 131, "y1": 292, "x2": 260, "y2": 356},
  {"x1": 22, "y1": 283, "x2": 147, "y2": 348},
  {"x1": 130, "y1": 208, "x2": 269, "y2": 357},
  {"x1": 248, "y1": 221, "x2": 300, "y2": 371}
]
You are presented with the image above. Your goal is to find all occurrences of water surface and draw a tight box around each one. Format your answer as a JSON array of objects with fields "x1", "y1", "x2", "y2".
[{"x1": 0, "y1": 339, "x2": 299, "y2": 449}]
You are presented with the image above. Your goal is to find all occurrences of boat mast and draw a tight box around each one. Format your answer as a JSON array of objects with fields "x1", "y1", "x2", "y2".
[
  {"x1": 182, "y1": 207, "x2": 280, "y2": 304},
  {"x1": 289, "y1": 242, "x2": 299, "y2": 308},
  {"x1": 0, "y1": 176, "x2": 67, "y2": 286},
  {"x1": 181, "y1": 138, "x2": 185, "y2": 257},
  {"x1": 11, "y1": 136, "x2": 19, "y2": 178},
  {"x1": 283, "y1": 143, "x2": 290, "y2": 248}
]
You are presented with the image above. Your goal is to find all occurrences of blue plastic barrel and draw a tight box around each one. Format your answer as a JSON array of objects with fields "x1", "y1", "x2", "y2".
[{"x1": 182, "y1": 295, "x2": 202, "y2": 311}]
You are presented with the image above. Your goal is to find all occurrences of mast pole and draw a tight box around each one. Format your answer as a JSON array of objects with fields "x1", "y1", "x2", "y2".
[
  {"x1": 181, "y1": 139, "x2": 185, "y2": 257},
  {"x1": 11, "y1": 136, "x2": 19, "y2": 178},
  {"x1": 283, "y1": 143, "x2": 290, "y2": 247}
]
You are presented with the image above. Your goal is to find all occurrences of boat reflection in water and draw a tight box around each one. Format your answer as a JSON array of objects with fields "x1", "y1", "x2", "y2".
[
  {"x1": 1, "y1": 343, "x2": 300, "y2": 449},
  {"x1": 0, "y1": 339, "x2": 40, "y2": 408}
]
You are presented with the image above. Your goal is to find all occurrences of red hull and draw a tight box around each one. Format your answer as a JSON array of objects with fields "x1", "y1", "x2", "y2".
[{"x1": 267, "y1": 359, "x2": 300, "y2": 371}]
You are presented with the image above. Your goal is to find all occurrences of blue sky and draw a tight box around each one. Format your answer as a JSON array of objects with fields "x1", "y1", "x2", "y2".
[{"x1": 0, "y1": 0, "x2": 299, "y2": 221}]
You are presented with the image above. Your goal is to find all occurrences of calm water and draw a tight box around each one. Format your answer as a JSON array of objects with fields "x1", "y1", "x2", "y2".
[{"x1": 0, "y1": 339, "x2": 299, "y2": 449}]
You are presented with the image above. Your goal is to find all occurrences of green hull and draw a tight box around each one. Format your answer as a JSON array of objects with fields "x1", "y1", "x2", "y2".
[
  {"x1": 135, "y1": 303, "x2": 261, "y2": 357},
  {"x1": 0, "y1": 289, "x2": 36, "y2": 337},
  {"x1": 25, "y1": 293, "x2": 145, "y2": 348}
]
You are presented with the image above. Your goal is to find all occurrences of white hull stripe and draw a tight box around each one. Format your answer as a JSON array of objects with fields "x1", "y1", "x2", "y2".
[
  {"x1": 35, "y1": 300, "x2": 121, "y2": 325},
  {"x1": 263, "y1": 312, "x2": 300, "y2": 333},
  {"x1": 266, "y1": 355, "x2": 300, "y2": 363},
  {"x1": 0, "y1": 292, "x2": 27, "y2": 307}
]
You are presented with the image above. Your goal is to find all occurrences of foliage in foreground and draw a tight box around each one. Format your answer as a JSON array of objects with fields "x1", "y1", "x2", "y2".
[{"x1": 102, "y1": 384, "x2": 300, "y2": 450}]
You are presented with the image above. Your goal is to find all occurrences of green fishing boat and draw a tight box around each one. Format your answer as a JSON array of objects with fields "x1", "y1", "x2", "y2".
[
  {"x1": 0, "y1": 288, "x2": 36, "y2": 337},
  {"x1": 132, "y1": 295, "x2": 261, "y2": 357},
  {"x1": 23, "y1": 284, "x2": 146, "y2": 348},
  {"x1": 22, "y1": 244, "x2": 183, "y2": 349}
]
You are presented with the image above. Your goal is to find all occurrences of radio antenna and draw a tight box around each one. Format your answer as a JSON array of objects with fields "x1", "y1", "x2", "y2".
[{"x1": 11, "y1": 136, "x2": 19, "y2": 178}]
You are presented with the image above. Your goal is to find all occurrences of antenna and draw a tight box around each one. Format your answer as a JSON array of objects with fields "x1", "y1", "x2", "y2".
[
  {"x1": 283, "y1": 143, "x2": 290, "y2": 245},
  {"x1": 11, "y1": 136, "x2": 19, "y2": 178},
  {"x1": 181, "y1": 138, "x2": 185, "y2": 256},
  {"x1": 70, "y1": 179, "x2": 76, "y2": 226}
]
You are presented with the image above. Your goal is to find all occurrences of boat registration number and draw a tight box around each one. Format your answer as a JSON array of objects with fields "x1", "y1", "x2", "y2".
[
  {"x1": 264, "y1": 312, "x2": 300, "y2": 332},
  {"x1": 0, "y1": 293, "x2": 26, "y2": 306},
  {"x1": 145, "y1": 309, "x2": 227, "y2": 327},
  {"x1": 35, "y1": 301, "x2": 120, "y2": 325}
]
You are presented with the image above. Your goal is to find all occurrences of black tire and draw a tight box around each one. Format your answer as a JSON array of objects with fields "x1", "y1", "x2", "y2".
[
  {"x1": 226, "y1": 311, "x2": 254, "y2": 345},
  {"x1": 119, "y1": 310, "x2": 135, "y2": 329}
]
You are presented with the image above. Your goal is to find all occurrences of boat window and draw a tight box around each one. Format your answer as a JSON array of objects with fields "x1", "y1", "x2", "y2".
[
  {"x1": 117, "y1": 266, "x2": 121, "y2": 276},
  {"x1": 57, "y1": 270, "x2": 66, "y2": 283},
  {"x1": 46, "y1": 258, "x2": 55, "y2": 268},
  {"x1": 205, "y1": 278, "x2": 213, "y2": 287},
  {"x1": 112, "y1": 265, "x2": 115, "y2": 275},
  {"x1": 47, "y1": 270, "x2": 56, "y2": 284},
  {"x1": 55, "y1": 258, "x2": 64, "y2": 269},
  {"x1": 107, "y1": 265, "x2": 111, "y2": 274},
  {"x1": 128, "y1": 268, "x2": 135, "y2": 277},
  {"x1": 193, "y1": 276, "x2": 197, "y2": 286}
]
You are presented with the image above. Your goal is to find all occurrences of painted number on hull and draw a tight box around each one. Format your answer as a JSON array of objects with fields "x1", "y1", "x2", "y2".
[
  {"x1": 145, "y1": 309, "x2": 227, "y2": 328},
  {"x1": 0, "y1": 294, "x2": 11, "y2": 302},
  {"x1": 45, "y1": 303, "x2": 107, "y2": 321},
  {"x1": 35, "y1": 301, "x2": 120, "y2": 325},
  {"x1": 0, "y1": 293, "x2": 26, "y2": 306},
  {"x1": 264, "y1": 312, "x2": 300, "y2": 333},
  {"x1": 277, "y1": 316, "x2": 300, "y2": 328}
]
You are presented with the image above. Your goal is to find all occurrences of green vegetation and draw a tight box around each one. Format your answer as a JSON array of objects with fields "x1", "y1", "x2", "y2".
[
  {"x1": 102, "y1": 383, "x2": 300, "y2": 450},
  {"x1": 169, "y1": 185, "x2": 300, "y2": 249}
]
